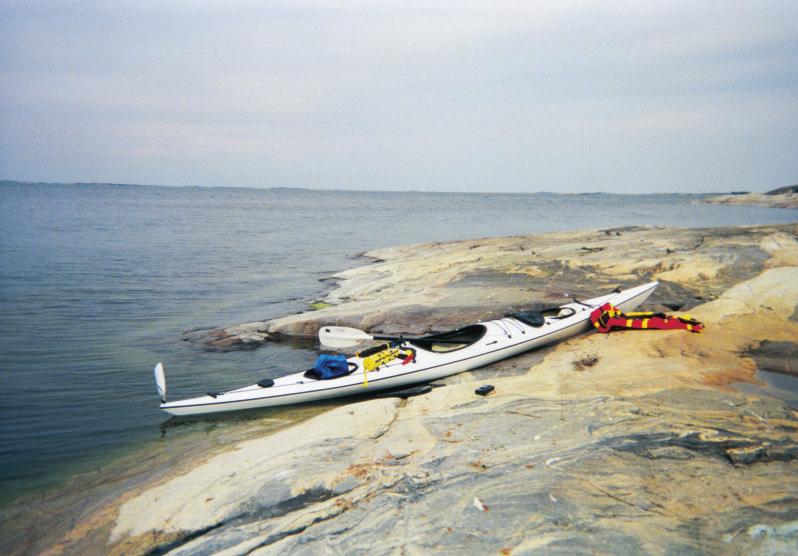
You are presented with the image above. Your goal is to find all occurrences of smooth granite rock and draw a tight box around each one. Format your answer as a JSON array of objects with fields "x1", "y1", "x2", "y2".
[
  {"x1": 70, "y1": 267, "x2": 798, "y2": 554},
  {"x1": 5, "y1": 227, "x2": 798, "y2": 555}
]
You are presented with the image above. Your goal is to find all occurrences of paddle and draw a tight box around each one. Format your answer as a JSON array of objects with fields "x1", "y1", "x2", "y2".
[{"x1": 318, "y1": 325, "x2": 467, "y2": 348}]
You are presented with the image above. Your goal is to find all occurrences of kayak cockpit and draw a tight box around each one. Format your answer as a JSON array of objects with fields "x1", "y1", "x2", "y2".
[
  {"x1": 408, "y1": 324, "x2": 487, "y2": 352},
  {"x1": 509, "y1": 306, "x2": 577, "y2": 327}
]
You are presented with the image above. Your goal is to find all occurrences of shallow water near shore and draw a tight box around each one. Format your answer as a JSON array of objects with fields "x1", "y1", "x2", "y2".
[{"x1": 1, "y1": 181, "x2": 797, "y2": 506}]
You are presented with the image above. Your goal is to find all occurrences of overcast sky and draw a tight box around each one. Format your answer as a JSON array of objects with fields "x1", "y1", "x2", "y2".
[{"x1": 1, "y1": 1, "x2": 796, "y2": 193}]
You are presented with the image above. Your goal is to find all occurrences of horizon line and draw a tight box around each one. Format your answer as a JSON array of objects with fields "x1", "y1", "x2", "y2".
[{"x1": 0, "y1": 178, "x2": 780, "y2": 196}]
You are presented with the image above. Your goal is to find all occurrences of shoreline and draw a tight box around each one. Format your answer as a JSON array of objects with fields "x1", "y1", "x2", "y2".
[
  {"x1": 205, "y1": 223, "x2": 798, "y2": 349},
  {"x1": 3, "y1": 223, "x2": 798, "y2": 554},
  {"x1": 0, "y1": 401, "x2": 339, "y2": 555}
]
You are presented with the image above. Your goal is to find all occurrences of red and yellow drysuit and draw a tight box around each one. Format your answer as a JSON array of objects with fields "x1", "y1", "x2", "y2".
[{"x1": 590, "y1": 303, "x2": 704, "y2": 334}]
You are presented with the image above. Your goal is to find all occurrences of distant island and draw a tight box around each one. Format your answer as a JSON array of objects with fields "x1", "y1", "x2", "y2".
[{"x1": 701, "y1": 185, "x2": 798, "y2": 208}]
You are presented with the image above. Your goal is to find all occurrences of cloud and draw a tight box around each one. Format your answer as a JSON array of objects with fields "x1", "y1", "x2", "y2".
[{"x1": 1, "y1": 1, "x2": 796, "y2": 191}]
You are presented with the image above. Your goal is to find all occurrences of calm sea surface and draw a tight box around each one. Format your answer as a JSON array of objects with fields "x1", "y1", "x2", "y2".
[{"x1": 1, "y1": 182, "x2": 796, "y2": 502}]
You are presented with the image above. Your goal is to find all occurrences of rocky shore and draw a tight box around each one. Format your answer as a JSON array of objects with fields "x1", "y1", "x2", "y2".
[
  {"x1": 4, "y1": 224, "x2": 798, "y2": 555},
  {"x1": 203, "y1": 224, "x2": 798, "y2": 351},
  {"x1": 701, "y1": 187, "x2": 798, "y2": 209}
]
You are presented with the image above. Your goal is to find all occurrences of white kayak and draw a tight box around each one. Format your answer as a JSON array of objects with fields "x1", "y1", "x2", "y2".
[{"x1": 154, "y1": 281, "x2": 658, "y2": 416}]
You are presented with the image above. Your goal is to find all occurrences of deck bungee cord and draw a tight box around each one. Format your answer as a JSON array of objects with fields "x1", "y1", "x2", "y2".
[{"x1": 359, "y1": 345, "x2": 416, "y2": 386}]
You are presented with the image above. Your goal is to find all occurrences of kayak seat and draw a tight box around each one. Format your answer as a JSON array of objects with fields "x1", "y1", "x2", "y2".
[{"x1": 409, "y1": 324, "x2": 487, "y2": 352}]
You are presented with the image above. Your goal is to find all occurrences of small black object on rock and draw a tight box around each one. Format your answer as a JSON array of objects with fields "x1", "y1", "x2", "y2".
[{"x1": 475, "y1": 384, "x2": 495, "y2": 396}]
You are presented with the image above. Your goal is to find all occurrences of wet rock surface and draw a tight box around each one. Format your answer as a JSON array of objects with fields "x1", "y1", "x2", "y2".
[
  {"x1": 746, "y1": 341, "x2": 798, "y2": 378},
  {"x1": 4, "y1": 225, "x2": 798, "y2": 555}
]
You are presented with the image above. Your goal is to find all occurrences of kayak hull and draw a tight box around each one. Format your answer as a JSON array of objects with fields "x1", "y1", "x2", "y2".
[{"x1": 160, "y1": 282, "x2": 658, "y2": 416}]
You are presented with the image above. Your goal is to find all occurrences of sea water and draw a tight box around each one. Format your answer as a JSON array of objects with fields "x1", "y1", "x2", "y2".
[{"x1": 1, "y1": 181, "x2": 796, "y2": 503}]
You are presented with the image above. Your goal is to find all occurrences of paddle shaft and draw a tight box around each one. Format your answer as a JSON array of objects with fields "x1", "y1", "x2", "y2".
[
  {"x1": 371, "y1": 334, "x2": 470, "y2": 345},
  {"x1": 318, "y1": 325, "x2": 476, "y2": 349}
]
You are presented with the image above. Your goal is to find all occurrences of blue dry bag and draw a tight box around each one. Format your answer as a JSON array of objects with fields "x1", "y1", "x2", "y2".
[{"x1": 310, "y1": 354, "x2": 351, "y2": 380}]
